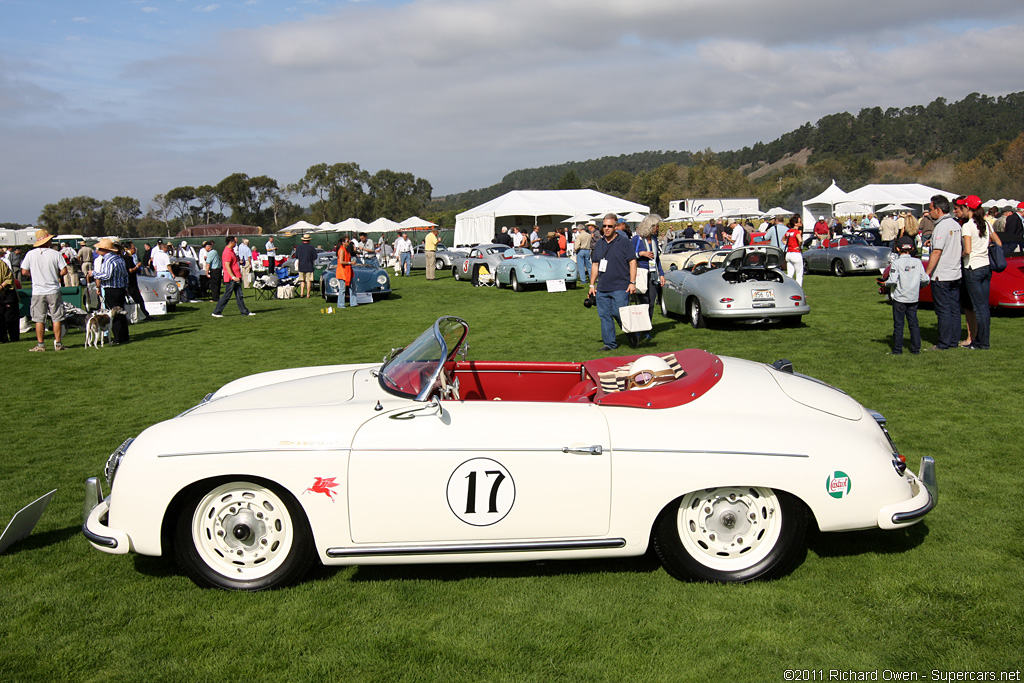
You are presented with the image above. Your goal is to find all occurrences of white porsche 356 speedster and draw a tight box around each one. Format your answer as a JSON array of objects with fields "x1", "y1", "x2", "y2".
[{"x1": 84, "y1": 317, "x2": 936, "y2": 590}]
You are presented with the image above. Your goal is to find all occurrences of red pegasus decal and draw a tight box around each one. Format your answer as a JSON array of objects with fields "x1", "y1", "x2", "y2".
[{"x1": 304, "y1": 476, "x2": 339, "y2": 501}]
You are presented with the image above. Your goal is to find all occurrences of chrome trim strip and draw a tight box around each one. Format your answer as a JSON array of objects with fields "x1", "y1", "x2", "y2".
[
  {"x1": 158, "y1": 447, "x2": 352, "y2": 458},
  {"x1": 617, "y1": 448, "x2": 809, "y2": 458},
  {"x1": 891, "y1": 456, "x2": 937, "y2": 524},
  {"x1": 326, "y1": 538, "x2": 626, "y2": 558},
  {"x1": 82, "y1": 522, "x2": 119, "y2": 549}
]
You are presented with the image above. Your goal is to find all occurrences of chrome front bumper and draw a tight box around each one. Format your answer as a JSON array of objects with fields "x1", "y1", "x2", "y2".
[
  {"x1": 82, "y1": 477, "x2": 130, "y2": 554},
  {"x1": 877, "y1": 456, "x2": 938, "y2": 529}
]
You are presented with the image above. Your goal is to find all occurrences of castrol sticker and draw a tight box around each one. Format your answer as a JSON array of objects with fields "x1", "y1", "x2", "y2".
[{"x1": 826, "y1": 471, "x2": 852, "y2": 499}]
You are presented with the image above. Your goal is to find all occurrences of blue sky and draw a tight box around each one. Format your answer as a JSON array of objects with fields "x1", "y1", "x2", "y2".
[{"x1": 2, "y1": 0, "x2": 1024, "y2": 223}]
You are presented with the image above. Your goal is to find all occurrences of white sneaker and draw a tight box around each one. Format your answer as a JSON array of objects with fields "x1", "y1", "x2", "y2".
[
  {"x1": 211, "y1": 313, "x2": 223, "y2": 318},
  {"x1": 244, "y1": 312, "x2": 256, "y2": 316}
]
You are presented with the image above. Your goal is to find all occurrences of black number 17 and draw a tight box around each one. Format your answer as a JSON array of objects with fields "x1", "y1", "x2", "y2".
[{"x1": 465, "y1": 470, "x2": 505, "y2": 514}]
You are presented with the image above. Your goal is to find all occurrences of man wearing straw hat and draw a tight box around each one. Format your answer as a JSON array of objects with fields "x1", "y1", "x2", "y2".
[
  {"x1": 295, "y1": 234, "x2": 317, "y2": 299},
  {"x1": 92, "y1": 238, "x2": 131, "y2": 344},
  {"x1": 20, "y1": 229, "x2": 68, "y2": 351}
]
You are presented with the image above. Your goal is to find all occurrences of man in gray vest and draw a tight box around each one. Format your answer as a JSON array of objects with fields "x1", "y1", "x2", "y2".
[{"x1": 923, "y1": 195, "x2": 962, "y2": 350}]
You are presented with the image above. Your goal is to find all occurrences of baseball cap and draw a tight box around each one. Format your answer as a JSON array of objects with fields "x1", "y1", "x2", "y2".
[
  {"x1": 895, "y1": 235, "x2": 915, "y2": 251},
  {"x1": 955, "y1": 195, "x2": 982, "y2": 210}
]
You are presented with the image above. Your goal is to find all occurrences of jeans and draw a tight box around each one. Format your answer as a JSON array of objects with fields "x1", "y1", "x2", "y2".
[
  {"x1": 891, "y1": 301, "x2": 920, "y2": 354},
  {"x1": 399, "y1": 252, "x2": 411, "y2": 276},
  {"x1": 336, "y1": 278, "x2": 357, "y2": 308},
  {"x1": 930, "y1": 279, "x2": 961, "y2": 349},
  {"x1": 596, "y1": 289, "x2": 629, "y2": 348},
  {"x1": 576, "y1": 249, "x2": 592, "y2": 283},
  {"x1": 963, "y1": 266, "x2": 991, "y2": 348},
  {"x1": 213, "y1": 279, "x2": 250, "y2": 315}
]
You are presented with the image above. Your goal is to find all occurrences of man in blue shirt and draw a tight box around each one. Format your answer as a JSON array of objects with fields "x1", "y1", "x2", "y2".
[
  {"x1": 589, "y1": 214, "x2": 637, "y2": 350},
  {"x1": 201, "y1": 241, "x2": 223, "y2": 302}
]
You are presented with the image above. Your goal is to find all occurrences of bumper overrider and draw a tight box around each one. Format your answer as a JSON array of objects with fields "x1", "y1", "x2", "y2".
[
  {"x1": 877, "y1": 456, "x2": 938, "y2": 529},
  {"x1": 82, "y1": 438, "x2": 134, "y2": 554}
]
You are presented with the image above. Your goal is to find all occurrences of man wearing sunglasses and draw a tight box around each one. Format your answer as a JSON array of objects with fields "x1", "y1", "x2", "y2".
[{"x1": 589, "y1": 214, "x2": 637, "y2": 350}]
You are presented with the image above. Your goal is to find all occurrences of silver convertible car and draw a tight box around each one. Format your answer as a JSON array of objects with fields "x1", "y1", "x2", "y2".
[
  {"x1": 803, "y1": 237, "x2": 893, "y2": 277},
  {"x1": 494, "y1": 249, "x2": 577, "y2": 290},
  {"x1": 661, "y1": 246, "x2": 810, "y2": 328}
]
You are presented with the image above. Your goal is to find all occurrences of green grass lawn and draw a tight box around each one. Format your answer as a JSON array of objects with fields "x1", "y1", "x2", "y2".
[{"x1": 2, "y1": 267, "x2": 1022, "y2": 682}]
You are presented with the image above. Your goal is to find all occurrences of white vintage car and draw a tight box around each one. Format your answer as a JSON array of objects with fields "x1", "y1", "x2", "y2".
[{"x1": 84, "y1": 317, "x2": 937, "y2": 591}]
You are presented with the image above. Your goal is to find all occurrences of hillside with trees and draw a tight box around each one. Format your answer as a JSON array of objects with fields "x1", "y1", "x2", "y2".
[{"x1": 436, "y1": 91, "x2": 1024, "y2": 219}]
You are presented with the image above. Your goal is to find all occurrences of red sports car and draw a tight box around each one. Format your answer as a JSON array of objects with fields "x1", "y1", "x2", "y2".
[{"x1": 878, "y1": 255, "x2": 1024, "y2": 309}]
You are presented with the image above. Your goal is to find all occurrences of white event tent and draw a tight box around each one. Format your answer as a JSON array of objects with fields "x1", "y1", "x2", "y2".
[
  {"x1": 365, "y1": 217, "x2": 402, "y2": 234},
  {"x1": 400, "y1": 216, "x2": 437, "y2": 229},
  {"x1": 455, "y1": 190, "x2": 649, "y2": 246},
  {"x1": 802, "y1": 182, "x2": 958, "y2": 226}
]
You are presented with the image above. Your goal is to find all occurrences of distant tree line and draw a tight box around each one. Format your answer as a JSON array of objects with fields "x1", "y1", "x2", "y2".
[{"x1": 34, "y1": 162, "x2": 434, "y2": 238}]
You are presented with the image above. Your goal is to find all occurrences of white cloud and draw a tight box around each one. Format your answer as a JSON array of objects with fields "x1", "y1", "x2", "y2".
[
  {"x1": 141, "y1": 7, "x2": 158, "y2": 12},
  {"x1": 193, "y1": 4, "x2": 220, "y2": 12},
  {"x1": 2, "y1": 0, "x2": 1024, "y2": 223}
]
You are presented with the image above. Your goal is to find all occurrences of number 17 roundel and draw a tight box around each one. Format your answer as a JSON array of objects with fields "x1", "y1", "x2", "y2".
[{"x1": 446, "y1": 458, "x2": 515, "y2": 526}]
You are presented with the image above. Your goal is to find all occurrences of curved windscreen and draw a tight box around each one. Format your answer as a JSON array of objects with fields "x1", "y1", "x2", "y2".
[{"x1": 379, "y1": 317, "x2": 468, "y2": 400}]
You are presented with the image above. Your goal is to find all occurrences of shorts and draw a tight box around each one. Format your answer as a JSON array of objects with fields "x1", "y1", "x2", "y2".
[
  {"x1": 298, "y1": 271, "x2": 314, "y2": 284},
  {"x1": 31, "y1": 292, "x2": 66, "y2": 323}
]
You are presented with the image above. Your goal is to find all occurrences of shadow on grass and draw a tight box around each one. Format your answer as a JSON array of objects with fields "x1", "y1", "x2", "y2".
[
  {"x1": 1, "y1": 524, "x2": 81, "y2": 555},
  {"x1": 808, "y1": 521, "x2": 930, "y2": 558},
  {"x1": 130, "y1": 326, "x2": 201, "y2": 341},
  {"x1": 130, "y1": 549, "x2": 663, "y2": 587},
  {"x1": 339, "y1": 552, "x2": 663, "y2": 583}
]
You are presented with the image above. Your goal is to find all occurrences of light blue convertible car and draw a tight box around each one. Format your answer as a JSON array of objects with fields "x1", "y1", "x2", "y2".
[{"x1": 494, "y1": 249, "x2": 577, "y2": 291}]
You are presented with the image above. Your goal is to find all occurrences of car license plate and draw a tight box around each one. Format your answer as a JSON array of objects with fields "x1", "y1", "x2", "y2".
[{"x1": 753, "y1": 289, "x2": 774, "y2": 301}]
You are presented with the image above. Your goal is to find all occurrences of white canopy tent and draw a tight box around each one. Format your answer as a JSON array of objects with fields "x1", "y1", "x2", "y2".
[
  {"x1": 333, "y1": 217, "x2": 370, "y2": 233},
  {"x1": 455, "y1": 190, "x2": 649, "y2": 246},
  {"x1": 765, "y1": 207, "x2": 795, "y2": 217},
  {"x1": 399, "y1": 216, "x2": 437, "y2": 229},
  {"x1": 280, "y1": 220, "x2": 319, "y2": 234},
  {"x1": 365, "y1": 217, "x2": 402, "y2": 234},
  {"x1": 803, "y1": 182, "x2": 958, "y2": 226},
  {"x1": 313, "y1": 221, "x2": 339, "y2": 232}
]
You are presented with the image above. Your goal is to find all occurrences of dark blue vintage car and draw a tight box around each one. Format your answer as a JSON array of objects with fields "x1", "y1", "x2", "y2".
[{"x1": 319, "y1": 259, "x2": 392, "y2": 302}]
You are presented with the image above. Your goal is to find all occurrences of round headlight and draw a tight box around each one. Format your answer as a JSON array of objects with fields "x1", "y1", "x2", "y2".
[
  {"x1": 522, "y1": 264, "x2": 532, "y2": 273},
  {"x1": 376, "y1": 274, "x2": 388, "y2": 285},
  {"x1": 850, "y1": 254, "x2": 864, "y2": 264},
  {"x1": 163, "y1": 282, "x2": 178, "y2": 294},
  {"x1": 328, "y1": 278, "x2": 340, "y2": 288}
]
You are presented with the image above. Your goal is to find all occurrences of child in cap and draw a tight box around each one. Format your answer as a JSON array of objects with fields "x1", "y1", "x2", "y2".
[{"x1": 885, "y1": 236, "x2": 930, "y2": 354}]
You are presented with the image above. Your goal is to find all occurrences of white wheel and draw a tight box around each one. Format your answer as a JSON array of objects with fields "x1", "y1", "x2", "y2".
[
  {"x1": 654, "y1": 486, "x2": 807, "y2": 582},
  {"x1": 175, "y1": 480, "x2": 313, "y2": 590}
]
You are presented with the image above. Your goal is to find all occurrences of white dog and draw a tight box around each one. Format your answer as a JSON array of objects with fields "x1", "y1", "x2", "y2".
[{"x1": 85, "y1": 307, "x2": 122, "y2": 348}]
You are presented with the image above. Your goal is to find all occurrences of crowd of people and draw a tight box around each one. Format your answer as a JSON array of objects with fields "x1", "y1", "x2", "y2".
[{"x1": 5, "y1": 198, "x2": 1023, "y2": 352}]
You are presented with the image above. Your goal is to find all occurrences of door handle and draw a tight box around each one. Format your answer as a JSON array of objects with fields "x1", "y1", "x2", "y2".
[{"x1": 562, "y1": 445, "x2": 603, "y2": 456}]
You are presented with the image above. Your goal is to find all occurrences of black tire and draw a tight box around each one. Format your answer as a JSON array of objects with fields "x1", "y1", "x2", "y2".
[
  {"x1": 831, "y1": 259, "x2": 846, "y2": 277},
  {"x1": 167, "y1": 303, "x2": 177, "y2": 312},
  {"x1": 373, "y1": 292, "x2": 391, "y2": 301},
  {"x1": 510, "y1": 271, "x2": 522, "y2": 292},
  {"x1": 566, "y1": 281, "x2": 577, "y2": 289},
  {"x1": 653, "y1": 487, "x2": 808, "y2": 583},
  {"x1": 781, "y1": 315, "x2": 802, "y2": 328},
  {"x1": 689, "y1": 298, "x2": 706, "y2": 329},
  {"x1": 174, "y1": 479, "x2": 314, "y2": 591},
  {"x1": 453, "y1": 266, "x2": 461, "y2": 281},
  {"x1": 803, "y1": 259, "x2": 809, "y2": 275}
]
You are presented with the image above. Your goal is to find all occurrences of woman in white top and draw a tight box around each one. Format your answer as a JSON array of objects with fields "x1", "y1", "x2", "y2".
[{"x1": 960, "y1": 197, "x2": 1002, "y2": 349}]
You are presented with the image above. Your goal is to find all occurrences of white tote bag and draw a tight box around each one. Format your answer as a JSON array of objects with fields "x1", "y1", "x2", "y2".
[
  {"x1": 619, "y1": 304, "x2": 652, "y2": 333},
  {"x1": 634, "y1": 267, "x2": 649, "y2": 294}
]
